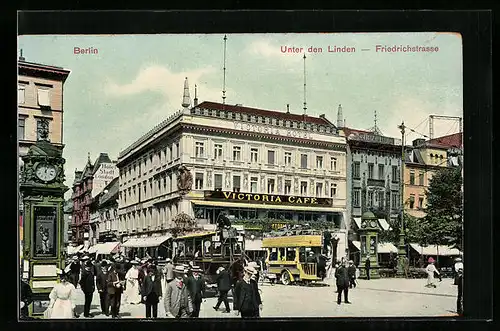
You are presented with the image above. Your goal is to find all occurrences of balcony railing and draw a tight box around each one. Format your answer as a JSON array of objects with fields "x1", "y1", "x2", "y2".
[{"x1": 367, "y1": 178, "x2": 386, "y2": 187}]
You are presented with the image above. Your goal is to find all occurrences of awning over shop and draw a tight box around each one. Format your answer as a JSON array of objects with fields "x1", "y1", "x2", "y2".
[
  {"x1": 191, "y1": 200, "x2": 344, "y2": 213},
  {"x1": 353, "y1": 218, "x2": 362, "y2": 229},
  {"x1": 175, "y1": 231, "x2": 217, "y2": 240},
  {"x1": 352, "y1": 218, "x2": 390, "y2": 230},
  {"x1": 67, "y1": 245, "x2": 83, "y2": 255},
  {"x1": 378, "y1": 219, "x2": 391, "y2": 231},
  {"x1": 349, "y1": 241, "x2": 397, "y2": 254},
  {"x1": 122, "y1": 235, "x2": 172, "y2": 248},
  {"x1": 409, "y1": 243, "x2": 461, "y2": 256},
  {"x1": 350, "y1": 240, "x2": 361, "y2": 250},
  {"x1": 245, "y1": 239, "x2": 265, "y2": 251},
  {"x1": 89, "y1": 242, "x2": 120, "y2": 255},
  {"x1": 377, "y1": 242, "x2": 398, "y2": 254}
]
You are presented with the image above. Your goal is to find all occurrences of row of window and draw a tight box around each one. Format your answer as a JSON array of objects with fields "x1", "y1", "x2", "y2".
[
  {"x1": 120, "y1": 142, "x2": 180, "y2": 182},
  {"x1": 18, "y1": 117, "x2": 52, "y2": 141},
  {"x1": 409, "y1": 171, "x2": 425, "y2": 186},
  {"x1": 352, "y1": 190, "x2": 400, "y2": 210},
  {"x1": 195, "y1": 172, "x2": 339, "y2": 197},
  {"x1": 120, "y1": 174, "x2": 174, "y2": 205},
  {"x1": 195, "y1": 141, "x2": 339, "y2": 170},
  {"x1": 18, "y1": 84, "x2": 51, "y2": 107},
  {"x1": 353, "y1": 163, "x2": 399, "y2": 182},
  {"x1": 408, "y1": 194, "x2": 425, "y2": 209},
  {"x1": 118, "y1": 203, "x2": 179, "y2": 232},
  {"x1": 192, "y1": 107, "x2": 335, "y2": 134}
]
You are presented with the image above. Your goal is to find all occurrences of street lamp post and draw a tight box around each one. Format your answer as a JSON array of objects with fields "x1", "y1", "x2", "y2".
[{"x1": 396, "y1": 122, "x2": 406, "y2": 277}]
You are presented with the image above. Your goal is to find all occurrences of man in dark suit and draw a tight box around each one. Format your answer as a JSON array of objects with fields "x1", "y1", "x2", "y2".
[
  {"x1": 79, "y1": 260, "x2": 96, "y2": 317},
  {"x1": 347, "y1": 260, "x2": 357, "y2": 288},
  {"x1": 20, "y1": 277, "x2": 33, "y2": 319},
  {"x1": 106, "y1": 264, "x2": 124, "y2": 319},
  {"x1": 335, "y1": 261, "x2": 351, "y2": 305},
  {"x1": 141, "y1": 265, "x2": 162, "y2": 319},
  {"x1": 96, "y1": 260, "x2": 109, "y2": 316},
  {"x1": 234, "y1": 266, "x2": 262, "y2": 318},
  {"x1": 186, "y1": 265, "x2": 205, "y2": 317},
  {"x1": 213, "y1": 266, "x2": 231, "y2": 313},
  {"x1": 364, "y1": 256, "x2": 371, "y2": 280}
]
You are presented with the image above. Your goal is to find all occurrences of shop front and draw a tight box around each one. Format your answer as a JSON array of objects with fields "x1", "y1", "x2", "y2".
[
  {"x1": 191, "y1": 190, "x2": 348, "y2": 261},
  {"x1": 121, "y1": 234, "x2": 172, "y2": 259}
]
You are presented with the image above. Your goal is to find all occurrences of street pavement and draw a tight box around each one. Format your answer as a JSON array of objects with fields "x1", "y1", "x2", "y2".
[{"x1": 73, "y1": 276, "x2": 459, "y2": 319}]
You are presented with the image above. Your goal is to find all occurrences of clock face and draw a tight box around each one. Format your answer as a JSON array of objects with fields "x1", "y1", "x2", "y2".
[
  {"x1": 35, "y1": 164, "x2": 57, "y2": 182},
  {"x1": 370, "y1": 220, "x2": 378, "y2": 228}
]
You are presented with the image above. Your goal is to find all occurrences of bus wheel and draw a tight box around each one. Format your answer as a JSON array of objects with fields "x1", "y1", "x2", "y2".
[{"x1": 281, "y1": 271, "x2": 291, "y2": 285}]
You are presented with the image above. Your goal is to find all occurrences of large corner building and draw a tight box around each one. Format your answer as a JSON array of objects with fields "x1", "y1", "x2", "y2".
[{"x1": 117, "y1": 79, "x2": 349, "y2": 260}]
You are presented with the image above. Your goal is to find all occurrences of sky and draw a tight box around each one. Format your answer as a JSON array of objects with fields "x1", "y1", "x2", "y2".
[{"x1": 18, "y1": 33, "x2": 463, "y2": 200}]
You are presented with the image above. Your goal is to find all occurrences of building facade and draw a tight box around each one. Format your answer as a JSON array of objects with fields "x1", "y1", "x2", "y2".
[
  {"x1": 344, "y1": 127, "x2": 402, "y2": 236},
  {"x1": 18, "y1": 58, "x2": 70, "y2": 157},
  {"x1": 91, "y1": 177, "x2": 119, "y2": 244},
  {"x1": 117, "y1": 80, "x2": 349, "y2": 260},
  {"x1": 404, "y1": 133, "x2": 462, "y2": 218},
  {"x1": 71, "y1": 153, "x2": 118, "y2": 245},
  {"x1": 18, "y1": 57, "x2": 70, "y2": 252}
]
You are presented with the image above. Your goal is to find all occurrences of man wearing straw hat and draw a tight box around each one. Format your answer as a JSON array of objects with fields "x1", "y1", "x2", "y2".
[
  {"x1": 234, "y1": 265, "x2": 262, "y2": 318},
  {"x1": 164, "y1": 265, "x2": 193, "y2": 318}
]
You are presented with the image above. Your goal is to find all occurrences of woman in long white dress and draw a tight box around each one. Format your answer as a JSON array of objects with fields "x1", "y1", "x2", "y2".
[
  {"x1": 425, "y1": 257, "x2": 440, "y2": 288},
  {"x1": 47, "y1": 269, "x2": 76, "y2": 319},
  {"x1": 124, "y1": 261, "x2": 141, "y2": 304}
]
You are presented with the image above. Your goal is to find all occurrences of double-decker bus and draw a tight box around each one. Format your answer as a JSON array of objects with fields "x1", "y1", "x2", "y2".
[{"x1": 262, "y1": 229, "x2": 329, "y2": 285}]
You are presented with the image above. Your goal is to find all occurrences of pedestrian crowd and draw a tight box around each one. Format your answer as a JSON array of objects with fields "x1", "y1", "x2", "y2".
[{"x1": 24, "y1": 252, "x2": 264, "y2": 319}]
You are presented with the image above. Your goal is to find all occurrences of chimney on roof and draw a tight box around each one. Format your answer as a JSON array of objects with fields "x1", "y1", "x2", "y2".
[
  {"x1": 19, "y1": 49, "x2": 25, "y2": 62},
  {"x1": 193, "y1": 84, "x2": 198, "y2": 107},
  {"x1": 286, "y1": 104, "x2": 290, "y2": 114},
  {"x1": 182, "y1": 77, "x2": 191, "y2": 109},
  {"x1": 320, "y1": 114, "x2": 325, "y2": 118}
]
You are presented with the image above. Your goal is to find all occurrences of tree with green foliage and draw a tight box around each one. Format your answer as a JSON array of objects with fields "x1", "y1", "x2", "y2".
[{"x1": 420, "y1": 167, "x2": 463, "y2": 250}]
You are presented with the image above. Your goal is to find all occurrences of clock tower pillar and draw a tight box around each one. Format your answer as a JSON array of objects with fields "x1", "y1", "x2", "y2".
[
  {"x1": 358, "y1": 211, "x2": 381, "y2": 279},
  {"x1": 19, "y1": 119, "x2": 68, "y2": 318}
]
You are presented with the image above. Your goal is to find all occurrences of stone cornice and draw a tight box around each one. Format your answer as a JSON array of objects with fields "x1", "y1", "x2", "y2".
[{"x1": 183, "y1": 123, "x2": 347, "y2": 151}]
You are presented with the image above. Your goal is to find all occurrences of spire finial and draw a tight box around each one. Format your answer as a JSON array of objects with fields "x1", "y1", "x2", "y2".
[
  {"x1": 194, "y1": 84, "x2": 198, "y2": 106},
  {"x1": 182, "y1": 77, "x2": 191, "y2": 108},
  {"x1": 19, "y1": 49, "x2": 25, "y2": 61},
  {"x1": 87, "y1": 152, "x2": 91, "y2": 163},
  {"x1": 303, "y1": 53, "x2": 307, "y2": 115},
  {"x1": 337, "y1": 104, "x2": 343, "y2": 128},
  {"x1": 222, "y1": 34, "x2": 228, "y2": 105},
  {"x1": 374, "y1": 110, "x2": 378, "y2": 129}
]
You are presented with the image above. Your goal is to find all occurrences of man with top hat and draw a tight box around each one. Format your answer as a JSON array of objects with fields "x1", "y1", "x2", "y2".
[
  {"x1": 141, "y1": 264, "x2": 163, "y2": 319},
  {"x1": 79, "y1": 258, "x2": 96, "y2": 318},
  {"x1": 20, "y1": 274, "x2": 33, "y2": 320},
  {"x1": 68, "y1": 255, "x2": 81, "y2": 288},
  {"x1": 453, "y1": 257, "x2": 463, "y2": 315},
  {"x1": 164, "y1": 265, "x2": 193, "y2": 318},
  {"x1": 234, "y1": 265, "x2": 262, "y2": 318},
  {"x1": 364, "y1": 255, "x2": 371, "y2": 280},
  {"x1": 106, "y1": 262, "x2": 125, "y2": 318},
  {"x1": 96, "y1": 260, "x2": 110, "y2": 316},
  {"x1": 425, "y1": 257, "x2": 440, "y2": 288},
  {"x1": 213, "y1": 266, "x2": 231, "y2": 313},
  {"x1": 335, "y1": 260, "x2": 351, "y2": 305},
  {"x1": 347, "y1": 260, "x2": 357, "y2": 289},
  {"x1": 186, "y1": 265, "x2": 205, "y2": 317}
]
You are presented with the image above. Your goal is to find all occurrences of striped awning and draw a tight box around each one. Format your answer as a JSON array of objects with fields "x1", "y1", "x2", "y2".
[
  {"x1": 175, "y1": 231, "x2": 216, "y2": 240},
  {"x1": 410, "y1": 243, "x2": 461, "y2": 256},
  {"x1": 121, "y1": 235, "x2": 172, "y2": 248}
]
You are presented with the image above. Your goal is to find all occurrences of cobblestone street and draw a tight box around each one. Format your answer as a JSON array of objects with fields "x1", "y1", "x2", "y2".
[{"x1": 72, "y1": 277, "x2": 458, "y2": 319}]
